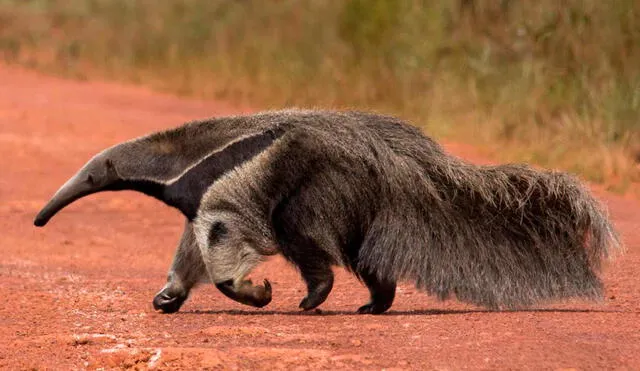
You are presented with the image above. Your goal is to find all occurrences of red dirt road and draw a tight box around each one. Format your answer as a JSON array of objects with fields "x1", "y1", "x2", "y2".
[{"x1": 1, "y1": 64, "x2": 639, "y2": 370}]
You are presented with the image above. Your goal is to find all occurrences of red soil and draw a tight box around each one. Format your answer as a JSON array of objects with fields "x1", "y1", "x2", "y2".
[{"x1": 1, "y1": 64, "x2": 638, "y2": 370}]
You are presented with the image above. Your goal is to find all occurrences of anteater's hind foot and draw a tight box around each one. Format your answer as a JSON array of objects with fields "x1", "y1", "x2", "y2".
[
  {"x1": 298, "y1": 265, "x2": 334, "y2": 311},
  {"x1": 356, "y1": 270, "x2": 396, "y2": 314}
]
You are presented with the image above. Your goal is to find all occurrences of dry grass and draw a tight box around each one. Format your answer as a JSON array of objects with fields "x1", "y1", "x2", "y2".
[{"x1": 1, "y1": 0, "x2": 638, "y2": 190}]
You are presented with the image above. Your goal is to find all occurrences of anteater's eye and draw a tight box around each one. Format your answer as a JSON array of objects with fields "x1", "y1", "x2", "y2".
[{"x1": 86, "y1": 174, "x2": 94, "y2": 184}]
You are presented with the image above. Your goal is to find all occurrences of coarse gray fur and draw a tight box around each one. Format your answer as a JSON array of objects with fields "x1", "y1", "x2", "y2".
[{"x1": 34, "y1": 108, "x2": 622, "y2": 314}]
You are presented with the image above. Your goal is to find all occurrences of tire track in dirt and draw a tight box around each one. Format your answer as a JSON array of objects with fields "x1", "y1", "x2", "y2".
[{"x1": 1, "y1": 64, "x2": 639, "y2": 370}]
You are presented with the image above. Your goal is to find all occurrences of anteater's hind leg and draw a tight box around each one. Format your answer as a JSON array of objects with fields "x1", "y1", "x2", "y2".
[
  {"x1": 356, "y1": 269, "x2": 396, "y2": 314},
  {"x1": 275, "y1": 228, "x2": 335, "y2": 311},
  {"x1": 298, "y1": 262, "x2": 334, "y2": 311},
  {"x1": 153, "y1": 220, "x2": 207, "y2": 313}
]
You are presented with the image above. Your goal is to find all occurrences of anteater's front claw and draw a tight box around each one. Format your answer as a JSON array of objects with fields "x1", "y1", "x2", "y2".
[{"x1": 216, "y1": 278, "x2": 272, "y2": 308}]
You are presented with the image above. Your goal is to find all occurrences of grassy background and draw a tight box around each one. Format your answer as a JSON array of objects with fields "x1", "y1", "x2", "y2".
[{"x1": 1, "y1": 0, "x2": 639, "y2": 190}]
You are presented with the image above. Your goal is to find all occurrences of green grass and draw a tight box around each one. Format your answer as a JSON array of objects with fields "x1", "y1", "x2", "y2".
[{"x1": 1, "y1": 0, "x2": 638, "y2": 189}]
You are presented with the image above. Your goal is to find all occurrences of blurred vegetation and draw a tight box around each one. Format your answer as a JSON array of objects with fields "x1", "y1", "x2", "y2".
[{"x1": 1, "y1": 0, "x2": 639, "y2": 189}]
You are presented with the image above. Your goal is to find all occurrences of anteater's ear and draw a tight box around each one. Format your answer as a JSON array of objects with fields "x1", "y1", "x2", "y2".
[{"x1": 105, "y1": 158, "x2": 119, "y2": 179}]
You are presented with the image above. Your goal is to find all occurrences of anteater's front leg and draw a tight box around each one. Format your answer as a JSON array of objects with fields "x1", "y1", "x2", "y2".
[
  {"x1": 153, "y1": 220, "x2": 207, "y2": 313},
  {"x1": 195, "y1": 217, "x2": 273, "y2": 309},
  {"x1": 215, "y1": 278, "x2": 272, "y2": 308}
]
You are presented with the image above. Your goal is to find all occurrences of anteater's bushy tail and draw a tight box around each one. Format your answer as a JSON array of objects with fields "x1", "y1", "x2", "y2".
[{"x1": 358, "y1": 152, "x2": 622, "y2": 309}]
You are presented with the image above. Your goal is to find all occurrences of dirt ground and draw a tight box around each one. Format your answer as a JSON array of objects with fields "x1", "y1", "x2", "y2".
[{"x1": 1, "y1": 64, "x2": 639, "y2": 371}]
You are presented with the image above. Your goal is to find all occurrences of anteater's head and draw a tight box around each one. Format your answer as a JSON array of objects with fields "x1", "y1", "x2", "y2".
[
  {"x1": 34, "y1": 148, "x2": 130, "y2": 227},
  {"x1": 34, "y1": 119, "x2": 285, "y2": 227}
]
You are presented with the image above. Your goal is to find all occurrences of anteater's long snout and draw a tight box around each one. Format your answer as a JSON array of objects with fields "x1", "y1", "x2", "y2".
[{"x1": 34, "y1": 173, "x2": 101, "y2": 227}]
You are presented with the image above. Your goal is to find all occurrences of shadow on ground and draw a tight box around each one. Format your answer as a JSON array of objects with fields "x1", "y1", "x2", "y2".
[{"x1": 177, "y1": 307, "x2": 625, "y2": 316}]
